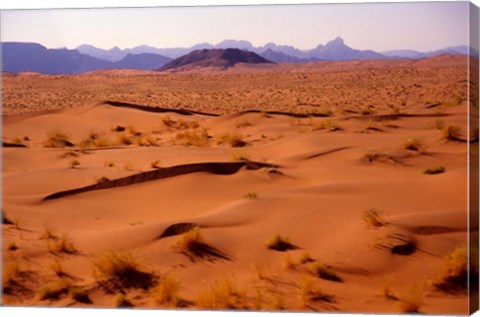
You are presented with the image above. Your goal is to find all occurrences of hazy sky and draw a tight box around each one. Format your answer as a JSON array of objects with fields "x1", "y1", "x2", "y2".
[{"x1": 0, "y1": 1, "x2": 470, "y2": 52}]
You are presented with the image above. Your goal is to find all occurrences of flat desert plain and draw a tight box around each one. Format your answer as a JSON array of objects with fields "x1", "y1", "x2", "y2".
[{"x1": 1, "y1": 55, "x2": 478, "y2": 314}]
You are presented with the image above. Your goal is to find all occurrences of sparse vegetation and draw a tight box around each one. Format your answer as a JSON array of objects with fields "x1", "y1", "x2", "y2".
[
  {"x1": 2, "y1": 258, "x2": 21, "y2": 290},
  {"x1": 231, "y1": 151, "x2": 250, "y2": 161},
  {"x1": 196, "y1": 278, "x2": 248, "y2": 309},
  {"x1": 49, "y1": 258, "x2": 66, "y2": 277},
  {"x1": 423, "y1": 165, "x2": 445, "y2": 175},
  {"x1": 434, "y1": 246, "x2": 478, "y2": 293},
  {"x1": 299, "y1": 251, "x2": 314, "y2": 264},
  {"x1": 2, "y1": 211, "x2": 13, "y2": 225},
  {"x1": 48, "y1": 233, "x2": 76, "y2": 254},
  {"x1": 217, "y1": 133, "x2": 247, "y2": 147},
  {"x1": 44, "y1": 129, "x2": 73, "y2": 148},
  {"x1": 175, "y1": 129, "x2": 210, "y2": 147},
  {"x1": 403, "y1": 137, "x2": 425, "y2": 152},
  {"x1": 150, "y1": 160, "x2": 161, "y2": 169},
  {"x1": 308, "y1": 261, "x2": 342, "y2": 282},
  {"x1": 397, "y1": 285, "x2": 422, "y2": 313},
  {"x1": 300, "y1": 276, "x2": 334, "y2": 306},
  {"x1": 265, "y1": 234, "x2": 296, "y2": 252},
  {"x1": 235, "y1": 119, "x2": 252, "y2": 128},
  {"x1": 363, "y1": 208, "x2": 386, "y2": 228},
  {"x1": 429, "y1": 119, "x2": 445, "y2": 130},
  {"x1": 115, "y1": 293, "x2": 133, "y2": 307},
  {"x1": 442, "y1": 124, "x2": 463, "y2": 141},
  {"x1": 93, "y1": 251, "x2": 155, "y2": 291},
  {"x1": 69, "y1": 286, "x2": 92, "y2": 303},
  {"x1": 69, "y1": 159, "x2": 81, "y2": 169},
  {"x1": 37, "y1": 278, "x2": 72, "y2": 301},
  {"x1": 244, "y1": 192, "x2": 258, "y2": 200},
  {"x1": 151, "y1": 275, "x2": 183, "y2": 307}
]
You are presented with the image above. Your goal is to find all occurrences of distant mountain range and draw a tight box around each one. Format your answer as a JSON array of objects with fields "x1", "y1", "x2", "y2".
[
  {"x1": 1, "y1": 42, "x2": 172, "y2": 74},
  {"x1": 1, "y1": 37, "x2": 477, "y2": 74}
]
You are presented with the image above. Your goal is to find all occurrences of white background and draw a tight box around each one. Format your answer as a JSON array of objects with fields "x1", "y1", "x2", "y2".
[{"x1": 0, "y1": 0, "x2": 479, "y2": 317}]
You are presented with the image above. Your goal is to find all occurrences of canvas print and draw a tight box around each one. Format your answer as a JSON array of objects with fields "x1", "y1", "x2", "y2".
[{"x1": 1, "y1": 1, "x2": 479, "y2": 315}]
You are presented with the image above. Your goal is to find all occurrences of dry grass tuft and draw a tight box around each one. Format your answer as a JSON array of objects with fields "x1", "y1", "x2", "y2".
[
  {"x1": 44, "y1": 129, "x2": 73, "y2": 148},
  {"x1": 308, "y1": 261, "x2": 342, "y2": 282},
  {"x1": 93, "y1": 251, "x2": 156, "y2": 291},
  {"x1": 299, "y1": 251, "x2": 315, "y2": 264},
  {"x1": 37, "y1": 278, "x2": 72, "y2": 301},
  {"x1": 2, "y1": 258, "x2": 21, "y2": 289},
  {"x1": 403, "y1": 137, "x2": 426, "y2": 152},
  {"x1": 217, "y1": 133, "x2": 247, "y2": 147},
  {"x1": 433, "y1": 246, "x2": 478, "y2": 293},
  {"x1": 265, "y1": 234, "x2": 296, "y2": 252},
  {"x1": 244, "y1": 192, "x2": 258, "y2": 200},
  {"x1": 68, "y1": 286, "x2": 92, "y2": 303},
  {"x1": 175, "y1": 129, "x2": 210, "y2": 147},
  {"x1": 196, "y1": 278, "x2": 248, "y2": 309},
  {"x1": 300, "y1": 276, "x2": 334, "y2": 306},
  {"x1": 235, "y1": 119, "x2": 252, "y2": 128},
  {"x1": 48, "y1": 233, "x2": 76, "y2": 254},
  {"x1": 69, "y1": 159, "x2": 81, "y2": 169},
  {"x1": 151, "y1": 275, "x2": 185, "y2": 307},
  {"x1": 397, "y1": 286, "x2": 422, "y2": 313},
  {"x1": 115, "y1": 293, "x2": 134, "y2": 307},
  {"x1": 363, "y1": 208, "x2": 387, "y2": 228},
  {"x1": 442, "y1": 124, "x2": 463, "y2": 141}
]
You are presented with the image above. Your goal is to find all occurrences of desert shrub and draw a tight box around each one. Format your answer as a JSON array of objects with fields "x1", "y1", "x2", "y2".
[
  {"x1": 49, "y1": 259, "x2": 66, "y2": 277},
  {"x1": 313, "y1": 119, "x2": 339, "y2": 131},
  {"x1": 423, "y1": 166, "x2": 445, "y2": 175},
  {"x1": 175, "y1": 227, "x2": 204, "y2": 252},
  {"x1": 93, "y1": 251, "x2": 155, "y2": 291},
  {"x1": 37, "y1": 278, "x2": 72, "y2": 301},
  {"x1": 69, "y1": 159, "x2": 81, "y2": 169},
  {"x1": 265, "y1": 235, "x2": 296, "y2": 252},
  {"x1": 403, "y1": 137, "x2": 425, "y2": 152},
  {"x1": 299, "y1": 251, "x2": 314, "y2": 264},
  {"x1": 175, "y1": 129, "x2": 210, "y2": 147},
  {"x1": 94, "y1": 176, "x2": 111, "y2": 184},
  {"x1": 39, "y1": 226, "x2": 59, "y2": 240},
  {"x1": 68, "y1": 286, "x2": 92, "y2": 303},
  {"x1": 2, "y1": 258, "x2": 21, "y2": 288},
  {"x1": 397, "y1": 286, "x2": 422, "y2": 313},
  {"x1": 217, "y1": 133, "x2": 247, "y2": 147},
  {"x1": 44, "y1": 129, "x2": 73, "y2": 148},
  {"x1": 150, "y1": 160, "x2": 161, "y2": 169},
  {"x1": 231, "y1": 151, "x2": 250, "y2": 161},
  {"x1": 235, "y1": 119, "x2": 252, "y2": 128},
  {"x1": 116, "y1": 133, "x2": 132, "y2": 145},
  {"x1": 300, "y1": 276, "x2": 334, "y2": 306},
  {"x1": 48, "y1": 233, "x2": 76, "y2": 254},
  {"x1": 442, "y1": 124, "x2": 463, "y2": 141},
  {"x1": 244, "y1": 192, "x2": 258, "y2": 200},
  {"x1": 196, "y1": 278, "x2": 248, "y2": 309},
  {"x1": 429, "y1": 119, "x2": 445, "y2": 130},
  {"x1": 115, "y1": 293, "x2": 133, "y2": 307},
  {"x1": 151, "y1": 275, "x2": 183, "y2": 307},
  {"x1": 434, "y1": 246, "x2": 478, "y2": 292},
  {"x1": 308, "y1": 261, "x2": 342, "y2": 282},
  {"x1": 363, "y1": 208, "x2": 386, "y2": 228}
]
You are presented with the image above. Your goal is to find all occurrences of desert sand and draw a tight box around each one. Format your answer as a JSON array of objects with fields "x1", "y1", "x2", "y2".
[{"x1": 2, "y1": 55, "x2": 478, "y2": 314}]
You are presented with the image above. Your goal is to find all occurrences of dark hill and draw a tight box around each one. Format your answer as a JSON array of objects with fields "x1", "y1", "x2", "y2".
[{"x1": 159, "y1": 48, "x2": 274, "y2": 71}]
